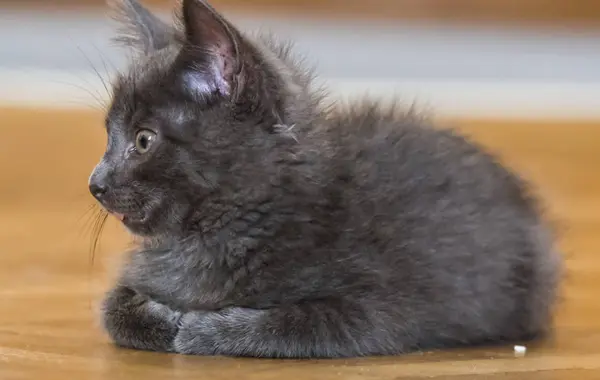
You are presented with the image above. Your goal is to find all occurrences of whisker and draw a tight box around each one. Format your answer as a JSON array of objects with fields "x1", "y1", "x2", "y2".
[
  {"x1": 77, "y1": 203, "x2": 99, "y2": 224},
  {"x1": 91, "y1": 43, "x2": 119, "y2": 88},
  {"x1": 76, "y1": 45, "x2": 112, "y2": 99},
  {"x1": 78, "y1": 204, "x2": 103, "y2": 237},
  {"x1": 78, "y1": 204, "x2": 101, "y2": 240},
  {"x1": 89, "y1": 209, "x2": 109, "y2": 271},
  {"x1": 51, "y1": 79, "x2": 108, "y2": 111},
  {"x1": 81, "y1": 207, "x2": 108, "y2": 311}
]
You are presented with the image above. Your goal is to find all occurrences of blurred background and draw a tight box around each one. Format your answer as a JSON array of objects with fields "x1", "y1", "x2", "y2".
[{"x1": 1, "y1": 0, "x2": 600, "y2": 117}]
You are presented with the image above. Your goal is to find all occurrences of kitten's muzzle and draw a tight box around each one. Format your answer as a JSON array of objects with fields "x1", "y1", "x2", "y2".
[
  {"x1": 89, "y1": 183, "x2": 108, "y2": 201},
  {"x1": 89, "y1": 160, "x2": 112, "y2": 203},
  {"x1": 89, "y1": 182, "x2": 124, "y2": 220}
]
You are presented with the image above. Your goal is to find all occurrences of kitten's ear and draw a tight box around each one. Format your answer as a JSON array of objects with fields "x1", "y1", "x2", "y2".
[
  {"x1": 108, "y1": 0, "x2": 174, "y2": 54},
  {"x1": 178, "y1": 0, "x2": 246, "y2": 98}
]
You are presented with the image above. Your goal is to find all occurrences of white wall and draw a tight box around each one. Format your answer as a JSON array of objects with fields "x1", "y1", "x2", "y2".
[{"x1": 1, "y1": 9, "x2": 599, "y2": 119}]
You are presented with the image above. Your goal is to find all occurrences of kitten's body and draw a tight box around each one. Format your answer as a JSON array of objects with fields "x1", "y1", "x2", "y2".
[{"x1": 93, "y1": 0, "x2": 560, "y2": 358}]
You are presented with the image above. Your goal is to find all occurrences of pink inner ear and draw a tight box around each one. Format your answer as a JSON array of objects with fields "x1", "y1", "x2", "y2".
[
  {"x1": 182, "y1": 61, "x2": 230, "y2": 98},
  {"x1": 183, "y1": 72, "x2": 213, "y2": 95},
  {"x1": 181, "y1": 0, "x2": 240, "y2": 95}
]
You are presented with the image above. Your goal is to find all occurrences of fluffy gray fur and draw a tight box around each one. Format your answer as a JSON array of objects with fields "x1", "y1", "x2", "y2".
[{"x1": 90, "y1": 0, "x2": 562, "y2": 358}]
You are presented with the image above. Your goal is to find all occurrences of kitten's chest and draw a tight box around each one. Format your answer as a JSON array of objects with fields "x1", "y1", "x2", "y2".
[{"x1": 126, "y1": 249, "x2": 239, "y2": 311}]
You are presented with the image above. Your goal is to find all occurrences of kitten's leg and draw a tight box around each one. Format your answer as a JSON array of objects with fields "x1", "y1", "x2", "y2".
[
  {"x1": 173, "y1": 299, "x2": 402, "y2": 358},
  {"x1": 101, "y1": 285, "x2": 182, "y2": 352}
]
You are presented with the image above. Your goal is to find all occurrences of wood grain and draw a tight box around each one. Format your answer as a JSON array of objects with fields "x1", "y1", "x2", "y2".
[{"x1": 1, "y1": 106, "x2": 600, "y2": 379}]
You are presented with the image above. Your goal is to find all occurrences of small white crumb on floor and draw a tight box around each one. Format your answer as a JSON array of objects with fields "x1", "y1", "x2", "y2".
[{"x1": 514, "y1": 345, "x2": 527, "y2": 357}]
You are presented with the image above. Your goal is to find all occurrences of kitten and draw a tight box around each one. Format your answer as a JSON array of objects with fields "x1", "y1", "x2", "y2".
[{"x1": 89, "y1": 0, "x2": 561, "y2": 358}]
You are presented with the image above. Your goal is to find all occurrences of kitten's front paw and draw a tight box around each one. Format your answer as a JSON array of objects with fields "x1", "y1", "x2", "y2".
[
  {"x1": 102, "y1": 286, "x2": 182, "y2": 353},
  {"x1": 172, "y1": 311, "x2": 217, "y2": 355}
]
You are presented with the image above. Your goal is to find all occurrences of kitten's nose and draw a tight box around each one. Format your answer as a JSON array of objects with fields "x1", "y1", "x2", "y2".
[{"x1": 89, "y1": 183, "x2": 108, "y2": 200}]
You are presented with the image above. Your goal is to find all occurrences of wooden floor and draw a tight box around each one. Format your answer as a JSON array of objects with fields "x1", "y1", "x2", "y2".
[{"x1": 1, "y1": 106, "x2": 600, "y2": 379}]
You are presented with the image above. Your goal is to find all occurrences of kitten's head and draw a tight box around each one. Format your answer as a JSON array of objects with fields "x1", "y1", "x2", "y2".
[{"x1": 89, "y1": 0, "x2": 319, "y2": 237}]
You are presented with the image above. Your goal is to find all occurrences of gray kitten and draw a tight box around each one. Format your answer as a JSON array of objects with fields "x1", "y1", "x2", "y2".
[{"x1": 89, "y1": 0, "x2": 561, "y2": 358}]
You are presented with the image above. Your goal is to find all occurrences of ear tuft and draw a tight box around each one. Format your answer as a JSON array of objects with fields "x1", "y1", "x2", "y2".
[{"x1": 108, "y1": 0, "x2": 175, "y2": 54}]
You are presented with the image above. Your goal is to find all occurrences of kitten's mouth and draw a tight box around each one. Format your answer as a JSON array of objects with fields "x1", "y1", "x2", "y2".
[
  {"x1": 107, "y1": 211, "x2": 141, "y2": 224},
  {"x1": 112, "y1": 212, "x2": 125, "y2": 222},
  {"x1": 112, "y1": 211, "x2": 149, "y2": 226},
  {"x1": 96, "y1": 201, "x2": 150, "y2": 228},
  {"x1": 99, "y1": 204, "x2": 151, "y2": 228}
]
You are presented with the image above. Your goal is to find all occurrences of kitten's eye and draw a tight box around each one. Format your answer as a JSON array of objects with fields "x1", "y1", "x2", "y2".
[{"x1": 135, "y1": 129, "x2": 157, "y2": 154}]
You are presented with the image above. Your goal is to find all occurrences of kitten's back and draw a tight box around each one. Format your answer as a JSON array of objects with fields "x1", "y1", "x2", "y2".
[{"x1": 320, "y1": 102, "x2": 561, "y2": 346}]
